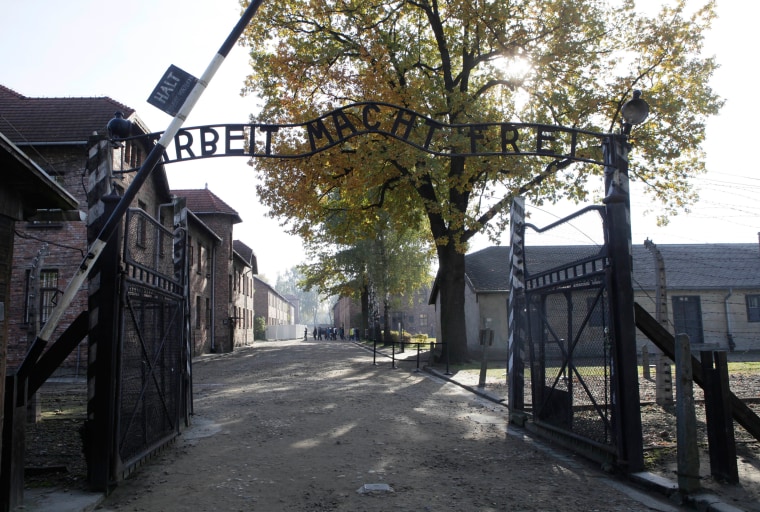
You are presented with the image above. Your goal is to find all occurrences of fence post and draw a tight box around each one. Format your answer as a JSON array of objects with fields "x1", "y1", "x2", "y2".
[
  {"x1": 415, "y1": 343, "x2": 421, "y2": 372},
  {"x1": 391, "y1": 341, "x2": 397, "y2": 369},
  {"x1": 700, "y1": 350, "x2": 738, "y2": 483},
  {"x1": 372, "y1": 338, "x2": 378, "y2": 366},
  {"x1": 642, "y1": 345, "x2": 650, "y2": 380},
  {"x1": 674, "y1": 333, "x2": 700, "y2": 494}
]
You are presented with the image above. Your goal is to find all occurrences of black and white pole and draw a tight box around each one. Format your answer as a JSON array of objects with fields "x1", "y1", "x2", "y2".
[{"x1": 36, "y1": 0, "x2": 266, "y2": 347}]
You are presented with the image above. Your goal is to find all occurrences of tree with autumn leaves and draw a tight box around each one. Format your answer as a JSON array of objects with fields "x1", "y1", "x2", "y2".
[{"x1": 240, "y1": 0, "x2": 722, "y2": 362}]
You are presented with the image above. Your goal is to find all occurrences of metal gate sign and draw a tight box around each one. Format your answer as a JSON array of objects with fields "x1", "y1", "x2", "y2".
[{"x1": 147, "y1": 64, "x2": 198, "y2": 117}]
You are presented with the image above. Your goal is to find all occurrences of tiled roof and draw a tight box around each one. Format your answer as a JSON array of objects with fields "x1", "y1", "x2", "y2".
[
  {"x1": 0, "y1": 131, "x2": 79, "y2": 215},
  {"x1": 172, "y1": 188, "x2": 243, "y2": 223},
  {"x1": 464, "y1": 246, "x2": 511, "y2": 293},
  {"x1": 0, "y1": 84, "x2": 134, "y2": 144},
  {"x1": 233, "y1": 239, "x2": 255, "y2": 261},
  {"x1": 464, "y1": 243, "x2": 760, "y2": 293},
  {"x1": 233, "y1": 239, "x2": 258, "y2": 274},
  {"x1": 631, "y1": 243, "x2": 760, "y2": 290}
]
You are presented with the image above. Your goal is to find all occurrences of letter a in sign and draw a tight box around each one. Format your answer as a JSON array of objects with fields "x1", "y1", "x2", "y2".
[{"x1": 147, "y1": 64, "x2": 199, "y2": 117}]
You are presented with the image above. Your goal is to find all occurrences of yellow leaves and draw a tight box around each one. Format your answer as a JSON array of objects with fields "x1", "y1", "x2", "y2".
[{"x1": 240, "y1": 0, "x2": 722, "y2": 252}]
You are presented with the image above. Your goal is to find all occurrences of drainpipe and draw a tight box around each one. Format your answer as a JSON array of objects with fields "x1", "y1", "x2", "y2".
[
  {"x1": 210, "y1": 241, "x2": 217, "y2": 352},
  {"x1": 724, "y1": 288, "x2": 735, "y2": 351}
]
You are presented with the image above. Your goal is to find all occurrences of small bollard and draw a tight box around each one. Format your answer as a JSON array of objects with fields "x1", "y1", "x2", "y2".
[{"x1": 478, "y1": 328, "x2": 494, "y2": 388}]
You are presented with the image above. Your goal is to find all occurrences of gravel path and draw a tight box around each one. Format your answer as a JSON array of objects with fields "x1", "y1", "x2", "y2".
[{"x1": 93, "y1": 339, "x2": 682, "y2": 512}]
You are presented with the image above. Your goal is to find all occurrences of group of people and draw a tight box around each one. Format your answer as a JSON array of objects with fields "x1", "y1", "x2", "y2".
[
  {"x1": 303, "y1": 326, "x2": 365, "y2": 341},
  {"x1": 311, "y1": 326, "x2": 344, "y2": 340}
]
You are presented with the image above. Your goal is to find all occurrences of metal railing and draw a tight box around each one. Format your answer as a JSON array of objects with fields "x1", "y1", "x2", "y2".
[{"x1": 366, "y1": 339, "x2": 449, "y2": 374}]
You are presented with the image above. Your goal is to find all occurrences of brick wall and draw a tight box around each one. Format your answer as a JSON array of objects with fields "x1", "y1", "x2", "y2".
[
  {"x1": 193, "y1": 214, "x2": 235, "y2": 352},
  {"x1": 231, "y1": 256, "x2": 254, "y2": 348},
  {"x1": 7, "y1": 137, "x2": 175, "y2": 374},
  {"x1": 187, "y1": 218, "x2": 217, "y2": 355},
  {"x1": 7, "y1": 146, "x2": 91, "y2": 374}
]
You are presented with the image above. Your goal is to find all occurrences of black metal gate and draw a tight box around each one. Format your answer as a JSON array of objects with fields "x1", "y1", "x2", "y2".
[
  {"x1": 524, "y1": 243, "x2": 615, "y2": 451},
  {"x1": 509, "y1": 202, "x2": 633, "y2": 464},
  {"x1": 114, "y1": 207, "x2": 187, "y2": 478}
]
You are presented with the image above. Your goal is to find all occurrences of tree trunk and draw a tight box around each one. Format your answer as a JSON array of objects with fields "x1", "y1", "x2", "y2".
[
  {"x1": 360, "y1": 285, "x2": 369, "y2": 336},
  {"x1": 382, "y1": 297, "x2": 392, "y2": 345},
  {"x1": 436, "y1": 241, "x2": 469, "y2": 363}
]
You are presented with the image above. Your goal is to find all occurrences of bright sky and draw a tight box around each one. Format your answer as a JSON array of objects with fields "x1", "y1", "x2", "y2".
[{"x1": 1, "y1": 1, "x2": 758, "y2": 279}]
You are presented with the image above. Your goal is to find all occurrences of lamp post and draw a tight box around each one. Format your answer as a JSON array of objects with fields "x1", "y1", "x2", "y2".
[{"x1": 603, "y1": 90, "x2": 649, "y2": 472}]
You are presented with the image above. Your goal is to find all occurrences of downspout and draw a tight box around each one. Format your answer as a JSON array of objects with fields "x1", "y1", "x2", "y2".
[
  {"x1": 724, "y1": 288, "x2": 735, "y2": 351},
  {"x1": 210, "y1": 241, "x2": 217, "y2": 352}
]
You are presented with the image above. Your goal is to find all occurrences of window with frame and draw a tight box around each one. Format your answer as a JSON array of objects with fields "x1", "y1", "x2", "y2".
[
  {"x1": 747, "y1": 295, "x2": 760, "y2": 322},
  {"x1": 672, "y1": 295, "x2": 704, "y2": 344},
  {"x1": 196, "y1": 296, "x2": 201, "y2": 329},
  {"x1": 205, "y1": 298, "x2": 211, "y2": 327},
  {"x1": 39, "y1": 269, "x2": 59, "y2": 326},
  {"x1": 124, "y1": 141, "x2": 142, "y2": 169}
]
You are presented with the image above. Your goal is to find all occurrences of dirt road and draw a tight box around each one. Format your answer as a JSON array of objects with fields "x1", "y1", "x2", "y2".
[{"x1": 96, "y1": 339, "x2": 681, "y2": 511}]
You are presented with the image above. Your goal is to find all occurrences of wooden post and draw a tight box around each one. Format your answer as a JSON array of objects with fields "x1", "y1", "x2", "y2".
[
  {"x1": 0, "y1": 375, "x2": 25, "y2": 511},
  {"x1": 642, "y1": 345, "x2": 650, "y2": 380},
  {"x1": 700, "y1": 350, "x2": 738, "y2": 483},
  {"x1": 674, "y1": 333, "x2": 700, "y2": 494}
]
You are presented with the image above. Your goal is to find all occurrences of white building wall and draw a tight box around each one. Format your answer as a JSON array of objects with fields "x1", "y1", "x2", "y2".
[{"x1": 265, "y1": 323, "x2": 308, "y2": 340}]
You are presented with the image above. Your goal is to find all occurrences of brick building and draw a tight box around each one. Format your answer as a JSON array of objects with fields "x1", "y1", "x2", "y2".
[
  {"x1": 0, "y1": 84, "x2": 174, "y2": 373},
  {"x1": 1, "y1": 86, "x2": 263, "y2": 364},
  {"x1": 0, "y1": 131, "x2": 79, "y2": 492},
  {"x1": 333, "y1": 284, "x2": 437, "y2": 340},
  {"x1": 173, "y1": 187, "x2": 244, "y2": 353},
  {"x1": 186, "y1": 210, "x2": 221, "y2": 355},
  {"x1": 253, "y1": 275, "x2": 295, "y2": 329},
  {"x1": 232, "y1": 240, "x2": 256, "y2": 348}
]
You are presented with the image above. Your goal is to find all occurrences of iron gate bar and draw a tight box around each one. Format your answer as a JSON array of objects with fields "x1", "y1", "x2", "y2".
[
  {"x1": 524, "y1": 242, "x2": 616, "y2": 448},
  {"x1": 124, "y1": 262, "x2": 182, "y2": 294},
  {"x1": 533, "y1": 290, "x2": 613, "y2": 431},
  {"x1": 525, "y1": 254, "x2": 607, "y2": 291},
  {"x1": 565, "y1": 293, "x2": 614, "y2": 435},
  {"x1": 524, "y1": 205, "x2": 606, "y2": 234},
  {"x1": 117, "y1": 283, "x2": 181, "y2": 455}
]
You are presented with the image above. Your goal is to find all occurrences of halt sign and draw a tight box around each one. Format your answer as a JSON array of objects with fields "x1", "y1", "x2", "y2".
[{"x1": 148, "y1": 65, "x2": 198, "y2": 117}]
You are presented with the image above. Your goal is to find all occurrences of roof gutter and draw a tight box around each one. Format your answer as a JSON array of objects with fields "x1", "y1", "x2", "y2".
[{"x1": 13, "y1": 141, "x2": 89, "y2": 146}]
